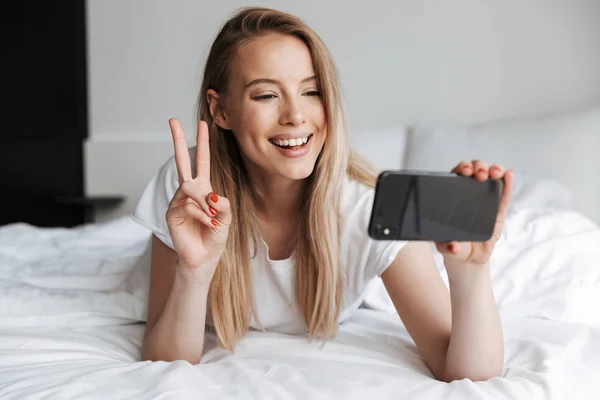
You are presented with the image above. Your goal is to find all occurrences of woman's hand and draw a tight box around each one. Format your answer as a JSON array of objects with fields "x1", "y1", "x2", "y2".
[
  {"x1": 165, "y1": 118, "x2": 232, "y2": 278},
  {"x1": 435, "y1": 160, "x2": 514, "y2": 266}
]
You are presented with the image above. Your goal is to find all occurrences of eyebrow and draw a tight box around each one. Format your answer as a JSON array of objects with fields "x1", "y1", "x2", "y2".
[{"x1": 245, "y1": 75, "x2": 317, "y2": 89}]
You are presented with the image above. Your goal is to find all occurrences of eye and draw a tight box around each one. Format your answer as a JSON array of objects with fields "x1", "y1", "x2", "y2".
[
  {"x1": 253, "y1": 93, "x2": 277, "y2": 101},
  {"x1": 304, "y1": 90, "x2": 321, "y2": 97}
]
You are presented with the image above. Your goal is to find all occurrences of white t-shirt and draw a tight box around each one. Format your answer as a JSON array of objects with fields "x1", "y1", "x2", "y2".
[{"x1": 132, "y1": 147, "x2": 407, "y2": 334}]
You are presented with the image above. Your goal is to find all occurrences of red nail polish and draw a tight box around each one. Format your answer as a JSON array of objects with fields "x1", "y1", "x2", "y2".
[
  {"x1": 209, "y1": 206, "x2": 217, "y2": 215},
  {"x1": 448, "y1": 244, "x2": 454, "y2": 252},
  {"x1": 211, "y1": 219, "x2": 218, "y2": 227},
  {"x1": 210, "y1": 193, "x2": 218, "y2": 203}
]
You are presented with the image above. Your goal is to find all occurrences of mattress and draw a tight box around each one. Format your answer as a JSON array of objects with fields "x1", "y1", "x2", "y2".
[{"x1": 0, "y1": 202, "x2": 599, "y2": 399}]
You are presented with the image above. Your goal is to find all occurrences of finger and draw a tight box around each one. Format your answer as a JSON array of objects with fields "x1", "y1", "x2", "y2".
[
  {"x1": 168, "y1": 202, "x2": 215, "y2": 228},
  {"x1": 450, "y1": 161, "x2": 466, "y2": 173},
  {"x1": 206, "y1": 192, "x2": 232, "y2": 225},
  {"x1": 196, "y1": 120, "x2": 211, "y2": 183},
  {"x1": 438, "y1": 241, "x2": 460, "y2": 254},
  {"x1": 489, "y1": 164, "x2": 505, "y2": 180},
  {"x1": 451, "y1": 161, "x2": 474, "y2": 176},
  {"x1": 472, "y1": 159, "x2": 489, "y2": 181},
  {"x1": 435, "y1": 241, "x2": 464, "y2": 260},
  {"x1": 168, "y1": 184, "x2": 191, "y2": 208},
  {"x1": 182, "y1": 202, "x2": 215, "y2": 227},
  {"x1": 436, "y1": 241, "x2": 475, "y2": 263},
  {"x1": 496, "y1": 169, "x2": 515, "y2": 222},
  {"x1": 179, "y1": 180, "x2": 212, "y2": 216},
  {"x1": 169, "y1": 118, "x2": 193, "y2": 184}
]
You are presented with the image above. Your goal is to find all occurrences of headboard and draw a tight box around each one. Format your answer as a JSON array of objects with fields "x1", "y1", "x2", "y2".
[{"x1": 0, "y1": 0, "x2": 88, "y2": 227}]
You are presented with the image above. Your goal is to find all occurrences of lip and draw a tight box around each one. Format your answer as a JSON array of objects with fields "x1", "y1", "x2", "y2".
[
  {"x1": 269, "y1": 134, "x2": 313, "y2": 159},
  {"x1": 268, "y1": 132, "x2": 313, "y2": 141}
]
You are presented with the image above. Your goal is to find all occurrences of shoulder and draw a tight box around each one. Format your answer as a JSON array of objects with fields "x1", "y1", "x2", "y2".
[
  {"x1": 338, "y1": 174, "x2": 408, "y2": 278},
  {"x1": 339, "y1": 175, "x2": 376, "y2": 221},
  {"x1": 338, "y1": 175, "x2": 377, "y2": 243}
]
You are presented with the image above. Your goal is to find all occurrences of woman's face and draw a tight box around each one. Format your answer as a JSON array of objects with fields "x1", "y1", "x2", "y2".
[{"x1": 212, "y1": 34, "x2": 326, "y2": 182}]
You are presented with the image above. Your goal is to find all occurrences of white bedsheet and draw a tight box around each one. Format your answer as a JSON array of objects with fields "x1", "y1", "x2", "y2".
[
  {"x1": 1, "y1": 207, "x2": 599, "y2": 399},
  {"x1": 0, "y1": 311, "x2": 599, "y2": 399}
]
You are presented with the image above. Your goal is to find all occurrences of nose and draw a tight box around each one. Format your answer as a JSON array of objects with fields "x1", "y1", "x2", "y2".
[{"x1": 279, "y1": 97, "x2": 305, "y2": 126}]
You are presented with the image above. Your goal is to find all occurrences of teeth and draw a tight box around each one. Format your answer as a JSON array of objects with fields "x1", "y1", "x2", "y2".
[{"x1": 272, "y1": 136, "x2": 310, "y2": 147}]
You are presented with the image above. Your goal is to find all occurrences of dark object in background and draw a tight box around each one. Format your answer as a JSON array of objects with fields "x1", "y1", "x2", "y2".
[
  {"x1": 0, "y1": 1, "x2": 122, "y2": 227},
  {"x1": 369, "y1": 170, "x2": 503, "y2": 242}
]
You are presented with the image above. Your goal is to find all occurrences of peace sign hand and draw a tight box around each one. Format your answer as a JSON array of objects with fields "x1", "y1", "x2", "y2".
[{"x1": 165, "y1": 118, "x2": 232, "y2": 278}]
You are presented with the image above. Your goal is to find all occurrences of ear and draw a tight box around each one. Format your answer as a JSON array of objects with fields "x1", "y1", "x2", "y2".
[{"x1": 206, "y1": 89, "x2": 232, "y2": 130}]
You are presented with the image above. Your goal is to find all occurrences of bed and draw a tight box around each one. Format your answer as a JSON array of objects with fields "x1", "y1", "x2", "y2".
[{"x1": 1, "y1": 104, "x2": 600, "y2": 399}]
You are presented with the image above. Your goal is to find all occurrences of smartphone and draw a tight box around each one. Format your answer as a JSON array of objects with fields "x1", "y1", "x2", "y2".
[{"x1": 368, "y1": 170, "x2": 503, "y2": 242}]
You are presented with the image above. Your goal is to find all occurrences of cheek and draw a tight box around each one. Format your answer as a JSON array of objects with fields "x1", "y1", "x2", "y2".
[
  {"x1": 242, "y1": 108, "x2": 265, "y2": 140},
  {"x1": 250, "y1": 108, "x2": 264, "y2": 125},
  {"x1": 309, "y1": 99, "x2": 326, "y2": 122},
  {"x1": 235, "y1": 106, "x2": 270, "y2": 149},
  {"x1": 242, "y1": 105, "x2": 267, "y2": 128},
  {"x1": 233, "y1": 103, "x2": 256, "y2": 132},
  {"x1": 312, "y1": 104, "x2": 327, "y2": 132}
]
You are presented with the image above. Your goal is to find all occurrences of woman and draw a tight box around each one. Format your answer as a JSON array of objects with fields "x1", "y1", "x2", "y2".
[{"x1": 133, "y1": 7, "x2": 513, "y2": 383}]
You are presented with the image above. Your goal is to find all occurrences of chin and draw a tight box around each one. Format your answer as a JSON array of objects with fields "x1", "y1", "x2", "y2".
[
  {"x1": 279, "y1": 161, "x2": 317, "y2": 181},
  {"x1": 266, "y1": 138, "x2": 323, "y2": 180}
]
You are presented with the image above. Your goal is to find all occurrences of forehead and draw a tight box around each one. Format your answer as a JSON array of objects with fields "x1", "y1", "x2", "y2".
[{"x1": 231, "y1": 34, "x2": 316, "y2": 85}]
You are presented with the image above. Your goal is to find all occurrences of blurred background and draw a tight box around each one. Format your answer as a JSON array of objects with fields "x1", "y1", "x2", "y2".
[{"x1": 2, "y1": 0, "x2": 600, "y2": 226}]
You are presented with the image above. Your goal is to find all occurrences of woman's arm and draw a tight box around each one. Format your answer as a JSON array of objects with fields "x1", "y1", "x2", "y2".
[
  {"x1": 444, "y1": 258, "x2": 503, "y2": 381},
  {"x1": 381, "y1": 241, "x2": 503, "y2": 382},
  {"x1": 380, "y1": 160, "x2": 511, "y2": 382},
  {"x1": 141, "y1": 235, "x2": 213, "y2": 364}
]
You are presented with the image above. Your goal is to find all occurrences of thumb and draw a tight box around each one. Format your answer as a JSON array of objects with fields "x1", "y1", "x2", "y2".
[{"x1": 435, "y1": 241, "x2": 470, "y2": 261}]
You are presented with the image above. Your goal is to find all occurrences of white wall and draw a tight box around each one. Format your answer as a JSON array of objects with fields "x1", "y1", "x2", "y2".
[{"x1": 85, "y1": 0, "x2": 600, "y2": 222}]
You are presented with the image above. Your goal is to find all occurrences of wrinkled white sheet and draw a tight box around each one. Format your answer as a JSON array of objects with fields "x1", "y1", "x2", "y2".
[
  {"x1": 0, "y1": 311, "x2": 599, "y2": 399},
  {"x1": 0, "y1": 207, "x2": 599, "y2": 399}
]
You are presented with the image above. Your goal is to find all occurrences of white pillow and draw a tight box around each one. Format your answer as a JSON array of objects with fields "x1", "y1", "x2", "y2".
[
  {"x1": 510, "y1": 171, "x2": 574, "y2": 212},
  {"x1": 348, "y1": 125, "x2": 408, "y2": 171},
  {"x1": 404, "y1": 104, "x2": 600, "y2": 225},
  {"x1": 364, "y1": 207, "x2": 600, "y2": 326}
]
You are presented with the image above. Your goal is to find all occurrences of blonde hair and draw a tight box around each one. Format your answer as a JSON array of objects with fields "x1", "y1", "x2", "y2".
[{"x1": 197, "y1": 7, "x2": 380, "y2": 351}]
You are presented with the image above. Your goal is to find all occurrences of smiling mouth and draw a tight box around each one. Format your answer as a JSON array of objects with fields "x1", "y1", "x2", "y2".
[{"x1": 268, "y1": 134, "x2": 313, "y2": 149}]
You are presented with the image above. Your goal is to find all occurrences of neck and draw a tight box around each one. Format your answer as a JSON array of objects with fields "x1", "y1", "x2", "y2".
[{"x1": 247, "y1": 170, "x2": 306, "y2": 221}]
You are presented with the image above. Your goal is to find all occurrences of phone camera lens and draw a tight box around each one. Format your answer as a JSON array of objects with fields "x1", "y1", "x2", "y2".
[{"x1": 378, "y1": 226, "x2": 397, "y2": 238}]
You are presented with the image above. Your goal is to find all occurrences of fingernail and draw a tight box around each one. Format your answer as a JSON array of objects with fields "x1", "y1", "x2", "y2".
[
  {"x1": 211, "y1": 219, "x2": 218, "y2": 227},
  {"x1": 478, "y1": 168, "x2": 486, "y2": 174},
  {"x1": 209, "y1": 206, "x2": 217, "y2": 215},
  {"x1": 448, "y1": 243, "x2": 459, "y2": 253},
  {"x1": 210, "y1": 192, "x2": 218, "y2": 203}
]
